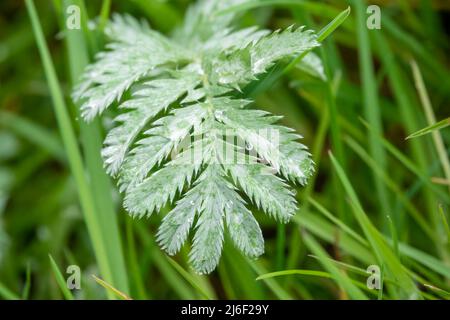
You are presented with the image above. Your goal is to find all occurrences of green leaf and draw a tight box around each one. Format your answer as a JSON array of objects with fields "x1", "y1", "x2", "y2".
[
  {"x1": 73, "y1": 14, "x2": 190, "y2": 120},
  {"x1": 73, "y1": 0, "x2": 320, "y2": 274},
  {"x1": 48, "y1": 254, "x2": 74, "y2": 300},
  {"x1": 406, "y1": 118, "x2": 450, "y2": 140},
  {"x1": 92, "y1": 275, "x2": 132, "y2": 300},
  {"x1": 0, "y1": 282, "x2": 19, "y2": 300}
]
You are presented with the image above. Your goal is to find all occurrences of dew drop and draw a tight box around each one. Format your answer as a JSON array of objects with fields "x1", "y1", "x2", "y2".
[
  {"x1": 190, "y1": 200, "x2": 195, "y2": 206},
  {"x1": 245, "y1": 142, "x2": 253, "y2": 151},
  {"x1": 214, "y1": 110, "x2": 224, "y2": 120}
]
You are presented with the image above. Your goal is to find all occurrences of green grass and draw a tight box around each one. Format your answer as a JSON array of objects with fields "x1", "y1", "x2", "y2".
[
  {"x1": 60, "y1": 0, "x2": 129, "y2": 295},
  {"x1": 48, "y1": 254, "x2": 74, "y2": 300},
  {"x1": 352, "y1": 0, "x2": 390, "y2": 223},
  {"x1": 407, "y1": 118, "x2": 450, "y2": 140},
  {"x1": 25, "y1": 0, "x2": 127, "y2": 298},
  {"x1": 410, "y1": 60, "x2": 450, "y2": 196},
  {"x1": 0, "y1": 0, "x2": 448, "y2": 300}
]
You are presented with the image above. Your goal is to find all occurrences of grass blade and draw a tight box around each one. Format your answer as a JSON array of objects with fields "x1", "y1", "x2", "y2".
[
  {"x1": 285, "y1": 6, "x2": 351, "y2": 73},
  {"x1": 92, "y1": 275, "x2": 132, "y2": 300},
  {"x1": 373, "y1": 29, "x2": 441, "y2": 250},
  {"x1": 309, "y1": 198, "x2": 367, "y2": 246},
  {"x1": 0, "y1": 111, "x2": 65, "y2": 162},
  {"x1": 329, "y1": 152, "x2": 419, "y2": 298},
  {"x1": 345, "y1": 136, "x2": 435, "y2": 240},
  {"x1": 21, "y1": 263, "x2": 31, "y2": 300},
  {"x1": 0, "y1": 282, "x2": 19, "y2": 300},
  {"x1": 26, "y1": 0, "x2": 117, "y2": 297},
  {"x1": 166, "y1": 257, "x2": 212, "y2": 300},
  {"x1": 257, "y1": 269, "x2": 337, "y2": 280},
  {"x1": 247, "y1": 259, "x2": 292, "y2": 300},
  {"x1": 134, "y1": 224, "x2": 196, "y2": 299},
  {"x1": 351, "y1": 0, "x2": 390, "y2": 218},
  {"x1": 410, "y1": 60, "x2": 450, "y2": 195},
  {"x1": 316, "y1": 6, "x2": 351, "y2": 42},
  {"x1": 406, "y1": 118, "x2": 450, "y2": 140},
  {"x1": 48, "y1": 254, "x2": 74, "y2": 300},
  {"x1": 303, "y1": 233, "x2": 368, "y2": 300},
  {"x1": 438, "y1": 205, "x2": 450, "y2": 245},
  {"x1": 61, "y1": 0, "x2": 130, "y2": 295}
]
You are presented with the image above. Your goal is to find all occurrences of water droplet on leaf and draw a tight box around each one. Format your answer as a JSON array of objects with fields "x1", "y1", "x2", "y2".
[{"x1": 214, "y1": 110, "x2": 224, "y2": 120}]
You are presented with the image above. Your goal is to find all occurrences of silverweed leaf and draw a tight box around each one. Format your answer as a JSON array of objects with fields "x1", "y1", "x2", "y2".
[{"x1": 73, "y1": 0, "x2": 319, "y2": 274}]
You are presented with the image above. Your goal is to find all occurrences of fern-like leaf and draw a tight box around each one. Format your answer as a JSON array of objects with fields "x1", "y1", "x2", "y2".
[
  {"x1": 74, "y1": 0, "x2": 319, "y2": 274},
  {"x1": 73, "y1": 14, "x2": 190, "y2": 121}
]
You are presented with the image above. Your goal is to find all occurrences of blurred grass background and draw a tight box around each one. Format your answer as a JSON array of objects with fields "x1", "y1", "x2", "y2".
[{"x1": 0, "y1": 0, "x2": 449, "y2": 299}]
